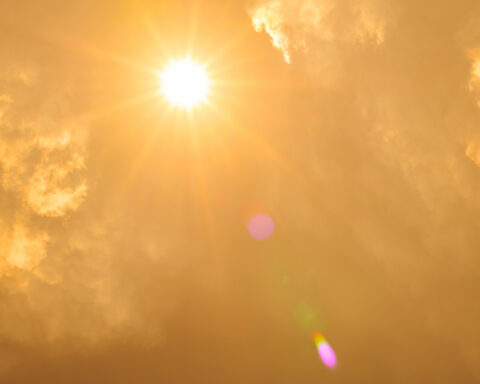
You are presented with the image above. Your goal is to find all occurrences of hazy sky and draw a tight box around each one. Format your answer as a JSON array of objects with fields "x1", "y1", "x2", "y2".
[{"x1": 1, "y1": 0, "x2": 480, "y2": 382}]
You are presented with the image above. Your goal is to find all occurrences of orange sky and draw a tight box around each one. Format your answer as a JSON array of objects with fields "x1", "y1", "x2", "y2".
[{"x1": 1, "y1": 0, "x2": 480, "y2": 382}]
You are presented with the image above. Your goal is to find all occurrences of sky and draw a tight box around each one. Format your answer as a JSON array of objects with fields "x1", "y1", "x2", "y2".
[{"x1": 1, "y1": 0, "x2": 480, "y2": 382}]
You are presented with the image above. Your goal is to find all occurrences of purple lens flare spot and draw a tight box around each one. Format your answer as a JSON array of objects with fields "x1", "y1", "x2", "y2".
[
  {"x1": 317, "y1": 342, "x2": 337, "y2": 369},
  {"x1": 247, "y1": 214, "x2": 274, "y2": 240}
]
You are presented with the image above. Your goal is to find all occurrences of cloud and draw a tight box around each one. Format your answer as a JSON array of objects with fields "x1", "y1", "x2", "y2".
[
  {"x1": 1, "y1": 132, "x2": 88, "y2": 218},
  {"x1": 250, "y1": 0, "x2": 386, "y2": 63},
  {"x1": 466, "y1": 138, "x2": 480, "y2": 166},
  {"x1": 25, "y1": 138, "x2": 87, "y2": 218},
  {"x1": 0, "y1": 61, "x2": 89, "y2": 274},
  {"x1": 0, "y1": 222, "x2": 48, "y2": 275}
]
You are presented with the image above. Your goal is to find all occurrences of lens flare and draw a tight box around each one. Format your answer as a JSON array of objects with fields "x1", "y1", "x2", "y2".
[
  {"x1": 314, "y1": 332, "x2": 337, "y2": 369},
  {"x1": 247, "y1": 214, "x2": 274, "y2": 240}
]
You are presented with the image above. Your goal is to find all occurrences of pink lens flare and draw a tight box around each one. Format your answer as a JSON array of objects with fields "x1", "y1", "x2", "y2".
[
  {"x1": 314, "y1": 332, "x2": 337, "y2": 369},
  {"x1": 247, "y1": 214, "x2": 274, "y2": 240},
  {"x1": 317, "y1": 342, "x2": 337, "y2": 368}
]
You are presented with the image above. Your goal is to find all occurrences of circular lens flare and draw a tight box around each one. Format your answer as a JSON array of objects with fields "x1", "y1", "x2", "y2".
[
  {"x1": 247, "y1": 214, "x2": 275, "y2": 240},
  {"x1": 158, "y1": 58, "x2": 210, "y2": 109}
]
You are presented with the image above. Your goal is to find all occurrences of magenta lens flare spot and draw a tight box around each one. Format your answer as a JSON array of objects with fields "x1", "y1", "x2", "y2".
[
  {"x1": 247, "y1": 214, "x2": 274, "y2": 240},
  {"x1": 314, "y1": 332, "x2": 337, "y2": 369}
]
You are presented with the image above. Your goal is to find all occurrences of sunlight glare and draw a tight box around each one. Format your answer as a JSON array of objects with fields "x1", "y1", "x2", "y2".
[{"x1": 158, "y1": 58, "x2": 210, "y2": 109}]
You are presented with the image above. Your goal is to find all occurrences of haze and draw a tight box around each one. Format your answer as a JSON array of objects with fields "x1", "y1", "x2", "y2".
[{"x1": 1, "y1": 0, "x2": 480, "y2": 383}]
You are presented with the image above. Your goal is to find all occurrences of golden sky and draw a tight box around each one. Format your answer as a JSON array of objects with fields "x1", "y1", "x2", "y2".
[{"x1": 1, "y1": 0, "x2": 480, "y2": 382}]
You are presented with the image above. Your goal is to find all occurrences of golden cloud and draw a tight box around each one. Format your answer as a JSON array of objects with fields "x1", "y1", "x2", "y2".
[
  {"x1": 0, "y1": 223, "x2": 48, "y2": 275},
  {"x1": 250, "y1": 0, "x2": 385, "y2": 63}
]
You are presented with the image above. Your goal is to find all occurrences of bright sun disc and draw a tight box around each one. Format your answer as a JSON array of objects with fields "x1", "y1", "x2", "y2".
[{"x1": 158, "y1": 58, "x2": 210, "y2": 109}]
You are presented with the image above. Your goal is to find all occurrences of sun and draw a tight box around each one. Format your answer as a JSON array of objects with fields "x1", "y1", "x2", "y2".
[{"x1": 158, "y1": 58, "x2": 210, "y2": 109}]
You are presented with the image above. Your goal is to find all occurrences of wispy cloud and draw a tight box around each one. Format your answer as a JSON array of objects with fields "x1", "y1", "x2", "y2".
[
  {"x1": 0, "y1": 66, "x2": 88, "y2": 278},
  {"x1": 250, "y1": 0, "x2": 385, "y2": 63}
]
